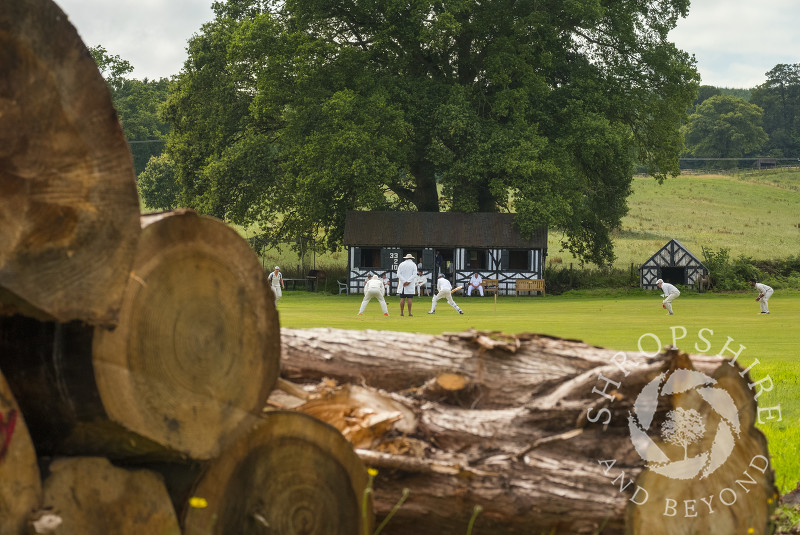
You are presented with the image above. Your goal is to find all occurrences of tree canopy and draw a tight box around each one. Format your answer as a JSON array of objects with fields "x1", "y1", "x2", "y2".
[
  {"x1": 160, "y1": 0, "x2": 699, "y2": 264},
  {"x1": 682, "y1": 95, "x2": 768, "y2": 158},
  {"x1": 90, "y1": 46, "x2": 171, "y2": 175},
  {"x1": 750, "y1": 63, "x2": 800, "y2": 158}
]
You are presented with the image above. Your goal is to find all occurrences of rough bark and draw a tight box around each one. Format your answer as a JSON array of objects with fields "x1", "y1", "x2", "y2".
[
  {"x1": 0, "y1": 370, "x2": 41, "y2": 535},
  {"x1": 180, "y1": 411, "x2": 372, "y2": 535},
  {"x1": 37, "y1": 457, "x2": 180, "y2": 535},
  {"x1": 280, "y1": 328, "x2": 617, "y2": 409},
  {"x1": 0, "y1": 211, "x2": 280, "y2": 461},
  {"x1": 277, "y1": 328, "x2": 777, "y2": 535},
  {"x1": 0, "y1": 0, "x2": 141, "y2": 326}
]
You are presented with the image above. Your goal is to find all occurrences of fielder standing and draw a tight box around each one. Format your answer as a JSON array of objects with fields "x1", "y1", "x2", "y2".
[
  {"x1": 428, "y1": 274, "x2": 464, "y2": 315},
  {"x1": 268, "y1": 266, "x2": 285, "y2": 302},
  {"x1": 358, "y1": 275, "x2": 389, "y2": 316},
  {"x1": 750, "y1": 279, "x2": 773, "y2": 314},
  {"x1": 656, "y1": 278, "x2": 680, "y2": 315}
]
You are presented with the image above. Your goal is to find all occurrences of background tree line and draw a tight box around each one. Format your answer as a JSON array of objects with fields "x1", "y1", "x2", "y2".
[
  {"x1": 91, "y1": 2, "x2": 799, "y2": 264},
  {"x1": 683, "y1": 64, "x2": 800, "y2": 159}
]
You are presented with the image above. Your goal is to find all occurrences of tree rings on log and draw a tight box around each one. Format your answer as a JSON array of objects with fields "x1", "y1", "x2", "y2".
[
  {"x1": 0, "y1": 0, "x2": 141, "y2": 325},
  {"x1": 92, "y1": 210, "x2": 280, "y2": 460},
  {"x1": 183, "y1": 411, "x2": 372, "y2": 535},
  {"x1": 0, "y1": 370, "x2": 41, "y2": 535},
  {"x1": 39, "y1": 457, "x2": 181, "y2": 535}
]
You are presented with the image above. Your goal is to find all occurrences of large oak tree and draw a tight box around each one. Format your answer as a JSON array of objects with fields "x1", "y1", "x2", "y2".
[{"x1": 161, "y1": 0, "x2": 698, "y2": 264}]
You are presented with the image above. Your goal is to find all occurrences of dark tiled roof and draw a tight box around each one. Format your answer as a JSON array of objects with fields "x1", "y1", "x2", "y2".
[{"x1": 343, "y1": 211, "x2": 547, "y2": 248}]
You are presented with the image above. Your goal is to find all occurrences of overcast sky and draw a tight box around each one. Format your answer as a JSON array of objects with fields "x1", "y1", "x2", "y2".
[{"x1": 55, "y1": 0, "x2": 799, "y2": 88}]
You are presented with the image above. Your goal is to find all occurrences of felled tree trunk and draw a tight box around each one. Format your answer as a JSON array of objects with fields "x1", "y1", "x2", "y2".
[
  {"x1": 277, "y1": 328, "x2": 777, "y2": 535},
  {"x1": 0, "y1": 370, "x2": 41, "y2": 535},
  {"x1": 36, "y1": 457, "x2": 180, "y2": 535},
  {"x1": 0, "y1": 0, "x2": 141, "y2": 326},
  {"x1": 0, "y1": 211, "x2": 280, "y2": 461},
  {"x1": 173, "y1": 411, "x2": 372, "y2": 535}
]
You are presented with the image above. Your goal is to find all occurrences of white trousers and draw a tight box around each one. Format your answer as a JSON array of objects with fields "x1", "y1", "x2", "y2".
[
  {"x1": 467, "y1": 284, "x2": 483, "y2": 296},
  {"x1": 759, "y1": 288, "x2": 773, "y2": 313},
  {"x1": 430, "y1": 290, "x2": 462, "y2": 313},
  {"x1": 662, "y1": 290, "x2": 680, "y2": 314},
  {"x1": 359, "y1": 289, "x2": 388, "y2": 314},
  {"x1": 271, "y1": 284, "x2": 282, "y2": 302}
]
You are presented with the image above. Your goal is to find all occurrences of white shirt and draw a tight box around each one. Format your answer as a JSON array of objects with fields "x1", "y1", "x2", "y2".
[
  {"x1": 469, "y1": 274, "x2": 482, "y2": 287},
  {"x1": 755, "y1": 282, "x2": 772, "y2": 295},
  {"x1": 397, "y1": 259, "x2": 417, "y2": 289},
  {"x1": 437, "y1": 277, "x2": 453, "y2": 293},
  {"x1": 365, "y1": 278, "x2": 384, "y2": 294},
  {"x1": 660, "y1": 282, "x2": 679, "y2": 295},
  {"x1": 268, "y1": 272, "x2": 282, "y2": 286}
]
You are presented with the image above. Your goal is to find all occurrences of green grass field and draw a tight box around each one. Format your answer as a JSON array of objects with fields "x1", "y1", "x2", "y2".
[{"x1": 276, "y1": 289, "x2": 800, "y2": 494}]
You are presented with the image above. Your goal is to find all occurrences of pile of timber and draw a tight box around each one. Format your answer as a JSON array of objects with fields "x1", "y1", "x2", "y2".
[
  {"x1": 273, "y1": 328, "x2": 779, "y2": 535},
  {"x1": 0, "y1": 1, "x2": 371, "y2": 533},
  {"x1": 0, "y1": 1, "x2": 779, "y2": 534}
]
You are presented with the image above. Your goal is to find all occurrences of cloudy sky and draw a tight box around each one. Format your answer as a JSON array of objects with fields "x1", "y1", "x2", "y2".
[{"x1": 55, "y1": 0, "x2": 799, "y2": 88}]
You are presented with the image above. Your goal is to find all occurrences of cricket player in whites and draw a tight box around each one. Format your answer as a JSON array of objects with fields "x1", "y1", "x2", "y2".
[
  {"x1": 656, "y1": 278, "x2": 680, "y2": 315},
  {"x1": 428, "y1": 274, "x2": 464, "y2": 315},
  {"x1": 750, "y1": 279, "x2": 773, "y2": 314},
  {"x1": 358, "y1": 275, "x2": 389, "y2": 316}
]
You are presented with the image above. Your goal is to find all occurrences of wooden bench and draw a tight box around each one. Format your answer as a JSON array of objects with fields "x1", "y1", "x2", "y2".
[
  {"x1": 515, "y1": 278, "x2": 545, "y2": 296},
  {"x1": 481, "y1": 278, "x2": 499, "y2": 296}
]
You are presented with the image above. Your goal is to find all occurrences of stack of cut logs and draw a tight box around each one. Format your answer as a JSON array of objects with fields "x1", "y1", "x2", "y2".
[
  {"x1": 1, "y1": 1, "x2": 778, "y2": 534},
  {"x1": 0, "y1": 2, "x2": 369, "y2": 534}
]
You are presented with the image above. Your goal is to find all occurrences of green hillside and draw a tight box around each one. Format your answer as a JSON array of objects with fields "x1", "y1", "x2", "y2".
[{"x1": 548, "y1": 169, "x2": 800, "y2": 267}]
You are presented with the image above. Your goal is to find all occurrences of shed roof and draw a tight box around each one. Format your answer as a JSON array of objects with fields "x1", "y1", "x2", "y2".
[
  {"x1": 343, "y1": 211, "x2": 547, "y2": 248},
  {"x1": 641, "y1": 239, "x2": 706, "y2": 268}
]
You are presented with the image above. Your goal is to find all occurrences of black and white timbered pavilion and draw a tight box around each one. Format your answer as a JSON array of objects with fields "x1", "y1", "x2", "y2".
[
  {"x1": 639, "y1": 239, "x2": 708, "y2": 290},
  {"x1": 342, "y1": 211, "x2": 547, "y2": 295}
]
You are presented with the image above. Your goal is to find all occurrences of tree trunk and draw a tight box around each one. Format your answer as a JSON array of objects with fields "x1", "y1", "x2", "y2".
[
  {"x1": 0, "y1": 0, "x2": 141, "y2": 326},
  {"x1": 177, "y1": 411, "x2": 372, "y2": 535},
  {"x1": 0, "y1": 370, "x2": 41, "y2": 535},
  {"x1": 0, "y1": 211, "x2": 280, "y2": 461},
  {"x1": 281, "y1": 328, "x2": 631, "y2": 409},
  {"x1": 37, "y1": 457, "x2": 180, "y2": 535},
  {"x1": 277, "y1": 328, "x2": 777, "y2": 535}
]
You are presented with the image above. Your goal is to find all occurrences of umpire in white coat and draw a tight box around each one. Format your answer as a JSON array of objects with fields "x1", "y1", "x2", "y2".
[
  {"x1": 358, "y1": 275, "x2": 389, "y2": 316},
  {"x1": 396, "y1": 253, "x2": 418, "y2": 316},
  {"x1": 428, "y1": 274, "x2": 464, "y2": 314}
]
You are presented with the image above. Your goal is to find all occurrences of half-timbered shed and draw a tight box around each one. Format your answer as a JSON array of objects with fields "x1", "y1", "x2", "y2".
[
  {"x1": 342, "y1": 211, "x2": 547, "y2": 295},
  {"x1": 639, "y1": 239, "x2": 708, "y2": 290}
]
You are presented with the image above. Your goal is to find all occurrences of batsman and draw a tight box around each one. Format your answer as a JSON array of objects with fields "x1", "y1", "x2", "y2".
[{"x1": 428, "y1": 274, "x2": 464, "y2": 315}]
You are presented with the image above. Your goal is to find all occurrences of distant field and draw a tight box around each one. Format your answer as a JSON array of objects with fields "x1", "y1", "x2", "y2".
[
  {"x1": 548, "y1": 170, "x2": 800, "y2": 267},
  {"x1": 275, "y1": 289, "x2": 800, "y2": 494}
]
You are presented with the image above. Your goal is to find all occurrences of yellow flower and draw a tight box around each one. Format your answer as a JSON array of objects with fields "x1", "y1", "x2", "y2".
[
  {"x1": 189, "y1": 497, "x2": 208, "y2": 508},
  {"x1": 747, "y1": 528, "x2": 754, "y2": 534},
  {"x1": 368, "y1": 468, "x2": 379, "y2": 477}
]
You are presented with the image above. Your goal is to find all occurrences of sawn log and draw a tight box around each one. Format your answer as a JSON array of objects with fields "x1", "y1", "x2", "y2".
[{"x1": 276, "y1": 328, "x2": 777, "y2": 535}]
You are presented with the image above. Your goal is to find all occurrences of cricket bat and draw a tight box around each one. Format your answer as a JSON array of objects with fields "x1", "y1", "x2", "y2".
[{"x1": 450, "y1": 285, "x2": 464, "y2": 294}]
